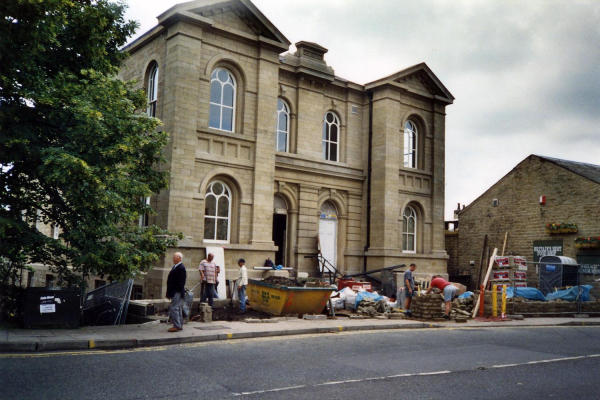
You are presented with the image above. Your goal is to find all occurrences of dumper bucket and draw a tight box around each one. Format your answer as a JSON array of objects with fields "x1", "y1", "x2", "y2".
[{"x1": 247, "y1": 279, "x2": 334, "y2": 316}]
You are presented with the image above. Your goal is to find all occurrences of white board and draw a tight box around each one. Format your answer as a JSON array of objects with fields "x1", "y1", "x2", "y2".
[{"x1": 206, "y1": 246, "x2": 227, "y2": 298}]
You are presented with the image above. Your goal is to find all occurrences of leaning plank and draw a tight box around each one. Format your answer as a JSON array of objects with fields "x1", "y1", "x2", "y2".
[{"x1": 472, "y1": 248, "x2": 498, "y2": 318}]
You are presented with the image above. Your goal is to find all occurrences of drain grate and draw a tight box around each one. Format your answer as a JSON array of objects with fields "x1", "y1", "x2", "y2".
[{"x1": 194, "y1": 325, "x2": 229, "y2": 331}]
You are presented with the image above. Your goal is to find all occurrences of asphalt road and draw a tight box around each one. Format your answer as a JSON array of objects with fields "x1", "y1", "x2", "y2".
[{"x1": 2, "y1": 326, "x2": 600, "y2": 399}]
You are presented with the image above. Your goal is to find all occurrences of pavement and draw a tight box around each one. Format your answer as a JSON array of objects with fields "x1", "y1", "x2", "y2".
[{"x1": 3, "y1": 314, "x2": 600, "y2": 353}]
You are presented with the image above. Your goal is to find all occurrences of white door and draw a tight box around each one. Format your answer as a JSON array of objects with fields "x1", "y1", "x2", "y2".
[{"x1": 318, "y1": 219, "x2": 337, "y2": 271}]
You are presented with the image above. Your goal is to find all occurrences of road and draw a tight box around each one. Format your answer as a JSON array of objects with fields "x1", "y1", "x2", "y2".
[{"x1": 2, "y1": 326, "x2": 600, "y2": 399}]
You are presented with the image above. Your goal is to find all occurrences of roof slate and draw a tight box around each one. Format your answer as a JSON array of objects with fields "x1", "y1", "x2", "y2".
[{"x1": 537, "y1": 155, "x2": 600, "y2": 186}]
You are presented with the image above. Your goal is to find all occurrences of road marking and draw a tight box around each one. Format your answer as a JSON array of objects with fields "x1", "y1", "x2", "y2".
[
  {"x1": 232, "y1": 355, "x2": 600, "y2": 396},
  {"x1": 233, "y1": 370, "x2": 453, "y2": 396},
  {"x1": 493, "y1": 354, "x2": 600, "y2": 368}
]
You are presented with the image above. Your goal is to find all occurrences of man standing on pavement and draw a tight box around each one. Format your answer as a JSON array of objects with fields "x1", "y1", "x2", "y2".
[
  {"x1": 404, "y1": 263, "x2": 417, "y2": 317},
  {"x1": 199, "y1": 252, "x2": 217, "y2": 308},
  {"x1": 426, "y1": 275, "x2": 458, "y2": 320},
  {"x1": 166, "y1": 252, "x2": 186, "y2": 332},
  {"x1": 236, "y1": 258, "x2": 248, "y2": 314}
]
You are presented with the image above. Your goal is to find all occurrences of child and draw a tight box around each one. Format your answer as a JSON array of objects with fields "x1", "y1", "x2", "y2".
[{"x1": 237, "y1": 258, "x2": 248, "y2": 313}]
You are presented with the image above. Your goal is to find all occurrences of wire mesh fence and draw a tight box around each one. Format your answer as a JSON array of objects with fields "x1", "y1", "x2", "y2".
[{"x1": 81, "y1": 279, "x2": 133, "y2": 326}]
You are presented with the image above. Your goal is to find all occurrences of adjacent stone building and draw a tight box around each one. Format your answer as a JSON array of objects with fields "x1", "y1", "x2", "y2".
[
  {"x1": 120, "y1": 0, "x2": 454, "y2": 298},
  {"x1": 456, "y1": 155, "x2": 600, "y2": 289}
]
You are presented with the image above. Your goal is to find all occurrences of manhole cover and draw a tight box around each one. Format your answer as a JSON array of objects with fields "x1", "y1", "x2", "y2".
[{"x1": 194, "y1": 325, "x2": 229, "y2": 331}]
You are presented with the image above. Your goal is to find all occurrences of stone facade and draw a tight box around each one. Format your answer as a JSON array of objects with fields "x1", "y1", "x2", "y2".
[
  {"x1": 457, "y1": 155, "x2": 600, "y2": 289},
  {"x1": 119, "y1": 0, "x2": 453, "y2": 299}
]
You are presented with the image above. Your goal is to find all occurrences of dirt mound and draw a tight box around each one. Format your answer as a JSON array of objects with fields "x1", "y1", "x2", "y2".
[
  {"x1": 263, "y1": 276, "x2": 303, "y2": 287},
  {"x1": 210, "y1": 306, "x2": 273, "y2": 322}
]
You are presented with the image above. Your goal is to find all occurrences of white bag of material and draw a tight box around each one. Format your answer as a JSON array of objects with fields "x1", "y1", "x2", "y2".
[
  {"x1": 342, "y1": 287, "x2": 358, "y2": 309},
  {"x1": 331, "y1": 298, "x2": 345, "y2": 309}
]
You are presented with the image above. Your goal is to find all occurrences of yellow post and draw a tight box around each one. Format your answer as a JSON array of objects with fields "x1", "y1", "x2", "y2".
[
  {"x1": 501, "y1": 285, "x2": 507, "y2": 318},
  {"x1": 492, "y1": 284, "x2": 498, "y2": 317}
]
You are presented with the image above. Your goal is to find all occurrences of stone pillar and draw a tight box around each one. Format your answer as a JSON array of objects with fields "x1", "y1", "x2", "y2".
[
  {"x1": 287, "y1": 210, "x2": 298, "y2": 270},
  {"x1": 250, "y1": 47, "x2": 280, "y2": 245},
  {"x1": 369, "y1": 90, "x2": 401, "y2": 256},
  {"x1": 296, "y1": 185, "x2": 320, "y2": 273},
  {"x1": 337, "y1": 215, "x2": 348, "y2": 272},
  {"x1": 431, "y1": 104, "x2": 447, "y2": 257}
]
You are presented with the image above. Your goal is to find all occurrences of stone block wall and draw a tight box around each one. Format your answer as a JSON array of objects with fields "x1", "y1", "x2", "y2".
[{"x1": 458, "y1": 156, "x2": 600, "y2": 289}]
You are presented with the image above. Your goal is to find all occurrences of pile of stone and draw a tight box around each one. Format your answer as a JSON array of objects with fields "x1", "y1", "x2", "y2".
[
  {"x1": 356, "y1": 298, "x2": 404, "y2": 319},
  {"x1": 450, "y1": 296, "x2": 473, "y2": 322},
  {"x1": 411, "y1": 294, "x2": 445, "y2": 320},
  {"x1": 412, "y1": 294, "x2": 472, "y2": 322}
]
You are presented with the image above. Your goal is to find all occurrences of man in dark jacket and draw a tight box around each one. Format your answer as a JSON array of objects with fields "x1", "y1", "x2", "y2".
[{"x1": 166, "y1": 252, "x2": 186, "y2": 332}]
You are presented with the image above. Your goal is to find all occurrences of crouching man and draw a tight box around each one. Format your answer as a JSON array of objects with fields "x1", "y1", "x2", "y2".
[{"x1": 426, "y1": 275, "x2": 458, "y2": 320}]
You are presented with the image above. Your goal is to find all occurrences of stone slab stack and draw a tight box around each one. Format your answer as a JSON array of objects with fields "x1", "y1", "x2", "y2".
[{"x1": 411, "y1": 294, "x2": 445, "y2": 320}]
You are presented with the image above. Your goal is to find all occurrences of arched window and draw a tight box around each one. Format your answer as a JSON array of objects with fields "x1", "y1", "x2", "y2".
[
  {"x1": 209, "y1": 68, "x2": 236, "y2": 131},
  {"x1": 147, "y1": 63, "x2": 159, "y2": 117},
  {"x1": 402, "y1": 206, "x2": 417, "y2": 253},
  {"x1": 404, "y1": 120, "x2": 418, "y2": 168},
  {"x1": 276, "y1": 99, "x2": 290, "y2": 152},
  {"x1": 323, "y1": 112, "x2": 340, "y2": 162},
  {"x1": 204, "y1": 181, "x2": 232, "y2": 242}
]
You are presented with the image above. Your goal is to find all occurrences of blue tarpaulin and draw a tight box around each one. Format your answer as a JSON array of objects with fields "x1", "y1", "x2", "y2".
[
  {"x1": 355, "y1": 291, "x2": 384, "y2": 308},
  {"x1": 545, "y1": 285, "x2": 592, "y2": 302},
  {"x1": 505, "y1": 287, "x2": 547, "y2": 301}
]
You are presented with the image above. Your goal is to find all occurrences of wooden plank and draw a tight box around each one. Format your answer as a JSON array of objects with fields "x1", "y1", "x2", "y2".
[
  {"x1": 501, "y1": 232, "x2": 508, "y2": 256},
  {"x1": 472, "y1": 248, "x2": 498, "y2": 318}
]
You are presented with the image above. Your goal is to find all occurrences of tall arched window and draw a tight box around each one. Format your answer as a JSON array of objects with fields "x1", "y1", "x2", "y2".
[
  {"x1": 323, "y1": 112, "x2": 340, "y2": 162},
  {"x1": 146, "y1": 63, "x2": 159, "y2": 117},
  {"x1": 204, "y1": 181, "x2": 232, "y2": 242},
  {"x1": 402, "y1": 206, "x2": 417, "y2": 253},
  {"x1": 209, "y1": 68, "x2": 236, "y2": 132},
  {"x1": 404, "y1": 120, "x2": 418, "y2": 168},
  {"x1": 276, "y1": 98, "x2": 290, "y2": 152}
]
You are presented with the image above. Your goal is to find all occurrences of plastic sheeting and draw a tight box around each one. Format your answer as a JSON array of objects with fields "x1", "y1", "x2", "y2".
[
  {"x1": 355, "y1": 291, "x2": 384, "y2": 308},
  {"x1": 505, "y1": 287, "x2": 547, "y2": 301},
  {"x1": 545, "y1": 285, "x2": 592, "y2": 302}
]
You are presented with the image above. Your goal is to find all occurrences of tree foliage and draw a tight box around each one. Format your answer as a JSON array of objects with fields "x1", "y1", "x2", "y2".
[{"x1": 0, "y1": 0, "x2": 180, "y2": 287}]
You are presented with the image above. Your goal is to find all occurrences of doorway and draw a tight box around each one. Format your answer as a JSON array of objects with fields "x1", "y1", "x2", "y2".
[
  {"x1": 318, "y1": 201, "x2": 338, "y2": 270},
  {"x1": 272, "y1": 214, "x2": 287, "y2": 267}
]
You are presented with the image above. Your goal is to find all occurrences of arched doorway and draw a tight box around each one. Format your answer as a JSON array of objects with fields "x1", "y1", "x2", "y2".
[
  {"x1": 272, "y1": 195, "x2": 288, "y2": 267},
  {"x1": 319, "y1": 201, "x2": 338, "y2": 269}
]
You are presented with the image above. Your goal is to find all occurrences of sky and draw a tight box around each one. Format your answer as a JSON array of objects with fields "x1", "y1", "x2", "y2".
[{"x1": 124, "y1": 0, "x2": 600, "y2": 220}]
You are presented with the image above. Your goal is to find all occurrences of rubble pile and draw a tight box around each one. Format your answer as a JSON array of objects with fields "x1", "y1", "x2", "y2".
[
  {"x1": 356, "y1": 298, "x2": 403, "y2": 318},
  {"x1": 450, "y1": 297, "x2": 473, "y2": 322}
]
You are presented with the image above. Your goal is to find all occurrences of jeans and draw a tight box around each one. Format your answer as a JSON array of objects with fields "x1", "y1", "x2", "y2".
[
  {"x1": 238, "y1": 285, "x2": 247, "y2": 311},
  {"x1": 204, "y1": 283, "x2": 215, "y2": 307}
]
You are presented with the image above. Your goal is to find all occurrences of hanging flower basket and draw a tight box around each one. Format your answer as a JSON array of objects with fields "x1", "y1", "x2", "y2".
[
  {"x1": 547, "y1": 223, "x2": 578, "y2": 235},
  {"x1": 575, "y1": 236, "x2": 600, "y2": 249}
]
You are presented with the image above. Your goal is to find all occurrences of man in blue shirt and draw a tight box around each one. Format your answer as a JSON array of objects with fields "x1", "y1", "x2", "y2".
[{"x1": 404, "y1": 263, "x2": 417, "y2": 318}]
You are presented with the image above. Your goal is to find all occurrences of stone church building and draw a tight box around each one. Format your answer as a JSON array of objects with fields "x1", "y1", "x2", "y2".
[{"x1": 120, "y1": 0, "x2": 454, "y2": 298}]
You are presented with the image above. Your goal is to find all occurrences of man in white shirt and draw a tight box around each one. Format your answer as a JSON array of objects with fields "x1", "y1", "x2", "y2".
[{"x1": 237, "y1": 258, "x2": 248, "y2": 314}]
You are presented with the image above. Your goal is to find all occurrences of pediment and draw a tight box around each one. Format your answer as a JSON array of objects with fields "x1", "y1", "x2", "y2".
[
  {"x1": 366, "y1": 63, "x2": 454, "y2": 104},
  {"x1": 159, "y1": 0, "x2": 290, "y2": 49}
]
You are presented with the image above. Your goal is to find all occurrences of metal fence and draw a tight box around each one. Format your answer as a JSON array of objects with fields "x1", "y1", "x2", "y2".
[
  {"x1": 503, "y1": 261, "x2": 600, "y2": 317},
  {"x1": 81, "y1": 279, "x2": 133, "y2": 326}
]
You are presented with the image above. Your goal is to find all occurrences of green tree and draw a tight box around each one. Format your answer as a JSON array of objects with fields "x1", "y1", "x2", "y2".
[{"x1": 0, "y1": 0, "x2": 181, "y2": 291}]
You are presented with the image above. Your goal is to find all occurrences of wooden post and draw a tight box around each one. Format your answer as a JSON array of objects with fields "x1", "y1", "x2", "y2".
[
  {"x1": 501, "y1": 232, "x2": 508, "y2": 256},
  {"x1": 477, "y1": 235, "x2": 488, "y2": 287},
  {"x1": 472, "y1": 248, "x2": 498, "y2": 318}
]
